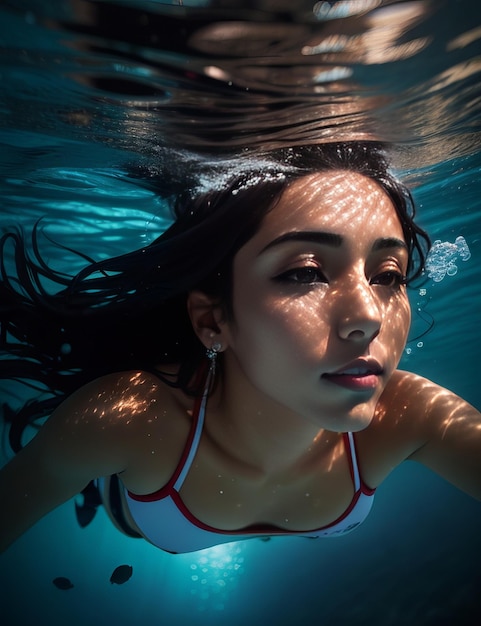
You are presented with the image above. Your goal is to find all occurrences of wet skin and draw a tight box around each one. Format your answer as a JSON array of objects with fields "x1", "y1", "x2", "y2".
[
  {"x1": 1, "y1": 171, "x2": 480, "y2": 553},
  {"x1": 217, "y1": 170, "x2": 411, "y2": 435}
]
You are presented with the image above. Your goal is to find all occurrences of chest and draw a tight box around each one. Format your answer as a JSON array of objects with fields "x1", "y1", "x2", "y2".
[{"x1": 128, "y1": 427, "x2": 362, "y2": 532}]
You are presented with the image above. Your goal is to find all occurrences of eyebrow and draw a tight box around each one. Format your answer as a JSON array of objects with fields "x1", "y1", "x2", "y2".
[
  {"x1": 371, "y1": 237, "x2": 408, "y2": 252},
  {"x1": 259, "y1": 231, "x2": 342, "y2": 254},
  {"x1": 259, "y1": 231, "x2": 407, "y2": 254}
]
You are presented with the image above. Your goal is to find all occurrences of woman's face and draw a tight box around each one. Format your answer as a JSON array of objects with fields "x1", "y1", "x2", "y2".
[{"x1": 223, "y1": 170, "x2": 411, "y2": 431}]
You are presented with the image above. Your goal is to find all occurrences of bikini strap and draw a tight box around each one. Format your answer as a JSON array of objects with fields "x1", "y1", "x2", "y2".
[
  {"x1": 173, "y1": 361, "x2": 213, "y2": 491},
  {"x1": 173, "y1": 371, "x2": 364, "y2": 494},
  {"x1": 344, "y1": 431, "x2": 361, "y2": 492}
]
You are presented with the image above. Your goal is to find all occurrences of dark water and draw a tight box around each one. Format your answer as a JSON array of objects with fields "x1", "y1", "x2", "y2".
[{"x1": 1, "y1": 1, "x2": 481, "y2": 625}]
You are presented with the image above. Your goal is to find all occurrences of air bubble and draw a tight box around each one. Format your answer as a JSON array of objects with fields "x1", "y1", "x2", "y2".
[
  {"x1": 424, "y1": 236, "x2": 470, "y2": 283},
  {"x1": 455, "y1": 236, "x2": 471, "y2": 261}
]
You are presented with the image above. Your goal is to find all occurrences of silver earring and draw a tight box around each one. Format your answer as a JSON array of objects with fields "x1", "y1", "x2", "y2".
[
  {"x1": 204, "y1": 342, "x2": 221, "y2": 391},
  {"x1": 206, "y1": 342, "x2": 222, "y2": 361}
]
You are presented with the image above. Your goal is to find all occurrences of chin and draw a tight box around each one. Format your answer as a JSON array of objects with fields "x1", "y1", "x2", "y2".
[
  {"x1": 305, "y1": 407, "x2": 374, "y2": 433},
  {"x1": 326, "y1": 404, "x2": 376, "y2": 433},
  {"x1": 346, "y1": 415, "x2": 373, "y2": 432},
  {"x1": 345, "y1": 403, "x2": 377, "y2": 432}
]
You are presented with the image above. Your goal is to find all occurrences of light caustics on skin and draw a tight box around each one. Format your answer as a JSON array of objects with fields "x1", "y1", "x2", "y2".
[
  {"x1": 374, "y1": 373, "x2": 481, "y2": 460},
  {"x1": 70, "y1": 372, "x2": 160, "y2": 428},
  {"x1": 223, "y1": 171, "x2": 411, "y2": 437}
]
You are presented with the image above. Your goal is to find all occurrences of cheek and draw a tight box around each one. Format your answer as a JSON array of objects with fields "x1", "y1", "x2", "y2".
[
  {"x1": 231, "y1": 293, "x2": 328, "y2": 367},
  {"x1": 232, "y1": 299, "x2": 290, "y2": 353},
  {"x1": 384, "y1": 294, "x2": 411, "y2": 357},
  {"x1": 228, "y1": 298, "x2": 324, "y2": 402}
]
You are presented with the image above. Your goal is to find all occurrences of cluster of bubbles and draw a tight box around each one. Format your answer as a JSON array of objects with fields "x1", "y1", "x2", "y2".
[
  {"x1": 405, "y1": 236, "x2": 471, "y2": 356},
  {"x1": 195, "y1": 158, "x2": 293, "y2": 196},
  {"x1": 424, "y1": 236, "x2": 471, "y2": 282},
  {"x1": 230, "y1": 171, "x2": 287, "y2": 195}
]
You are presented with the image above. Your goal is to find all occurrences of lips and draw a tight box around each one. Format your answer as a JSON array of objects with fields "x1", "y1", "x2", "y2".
[{"x1": 322, "y1": 358, "x2": 383, "y2": 391}]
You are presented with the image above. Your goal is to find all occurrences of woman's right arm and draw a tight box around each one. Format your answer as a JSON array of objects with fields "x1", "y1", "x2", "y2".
[{"x1": 0, "y1": 370, "x2": 160, "y2": 553}]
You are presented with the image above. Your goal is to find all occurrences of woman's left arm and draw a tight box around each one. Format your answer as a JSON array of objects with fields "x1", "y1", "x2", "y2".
[{"x1": 398, "y1": 371, "x2": 481, "y2": 499}]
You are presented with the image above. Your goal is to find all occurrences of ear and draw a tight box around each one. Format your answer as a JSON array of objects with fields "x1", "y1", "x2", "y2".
[{"x1": 187, "y1": 290, "x2": 229, "y2": 351}]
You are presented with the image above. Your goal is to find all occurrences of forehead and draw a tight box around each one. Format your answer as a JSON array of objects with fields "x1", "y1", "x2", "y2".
[{"x1": 264, "y1": 170, "x2": 403, "y2": 236}]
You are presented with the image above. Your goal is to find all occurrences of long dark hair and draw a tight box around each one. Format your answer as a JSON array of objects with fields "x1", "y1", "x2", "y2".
[{"x1": 0, "y1": 142, "x2": 430, "y2": 451}]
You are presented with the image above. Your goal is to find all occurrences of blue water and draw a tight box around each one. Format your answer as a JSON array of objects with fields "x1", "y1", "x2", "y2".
[{"x1": 1, "y1": 1, "x2": 481, "y2": 625}]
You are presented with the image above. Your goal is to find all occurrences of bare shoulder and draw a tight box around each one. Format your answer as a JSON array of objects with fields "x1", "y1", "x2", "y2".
[
  {"x1": 39, "y1": 369, "x2": 187, "y2": 475},
  {"x1": 51, "y1": 369, "x2": 170, "y2": 436},
  {"x1": 357, "y1": 369, "x2": 481, "y2": 498},
  {"x1": 0, "y1": 368, "x2": 189, "y2": 552},
  {"x1": 377, "y1": 368, "x2": 479, "y2": 436}
]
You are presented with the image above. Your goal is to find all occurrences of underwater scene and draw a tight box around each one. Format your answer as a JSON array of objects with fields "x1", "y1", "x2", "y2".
[{"x1": 1, "y1": 1, "x2": 481, "y2": 625}]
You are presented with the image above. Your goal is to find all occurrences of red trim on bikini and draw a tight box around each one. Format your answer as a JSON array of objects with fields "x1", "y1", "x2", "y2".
[
  {"x1": 166, "y1": 481, "x2": 364, "y2": 536},
  {"x1": 128, "y1": 392, "x2": 204, "y2": 503},
  {"x1": 127, "y1": 407, "x2": 375, "y2": 534}
]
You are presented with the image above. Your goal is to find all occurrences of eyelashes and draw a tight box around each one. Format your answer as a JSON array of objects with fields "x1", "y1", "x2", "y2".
[
  {"x1": 273, "y1": 266, "x2": 407, "y2": 289},
  {"x1": 370, "y1": 271, "x2": 407, "y2": 289},
  {"x1": 273, "y1": 266, "x2": 327, "y2": 285}
]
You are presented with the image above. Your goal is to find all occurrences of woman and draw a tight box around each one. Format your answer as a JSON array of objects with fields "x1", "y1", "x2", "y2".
[{"x1": 0, "y1": 142, "x2": 479, "y2": 554}]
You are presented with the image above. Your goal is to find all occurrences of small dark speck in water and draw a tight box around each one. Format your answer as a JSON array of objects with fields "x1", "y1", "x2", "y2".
[
  {"x1": 52, "y1": 577, "x2": 74, "y2": 590},
  {"x1": 110, "y1": 564, "x2": 133, "y2": 585}
]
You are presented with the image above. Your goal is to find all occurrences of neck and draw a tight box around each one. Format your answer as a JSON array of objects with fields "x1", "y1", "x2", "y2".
[{"x1": 207, "y1": 353, "x2": 337, "y2": 478}]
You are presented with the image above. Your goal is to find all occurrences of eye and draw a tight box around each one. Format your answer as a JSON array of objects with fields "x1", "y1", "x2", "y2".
[
  {"x1": 371, "y1": 271, "x2": 407, "y2": 289},
  {"x1": 274, "y1": 265, "x2": 327, "y2": 285}
]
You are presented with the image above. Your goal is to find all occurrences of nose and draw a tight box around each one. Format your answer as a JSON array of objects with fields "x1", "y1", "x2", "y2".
[{"x1": 336, "y1": 281, "x2": 382, "y2": 343}]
